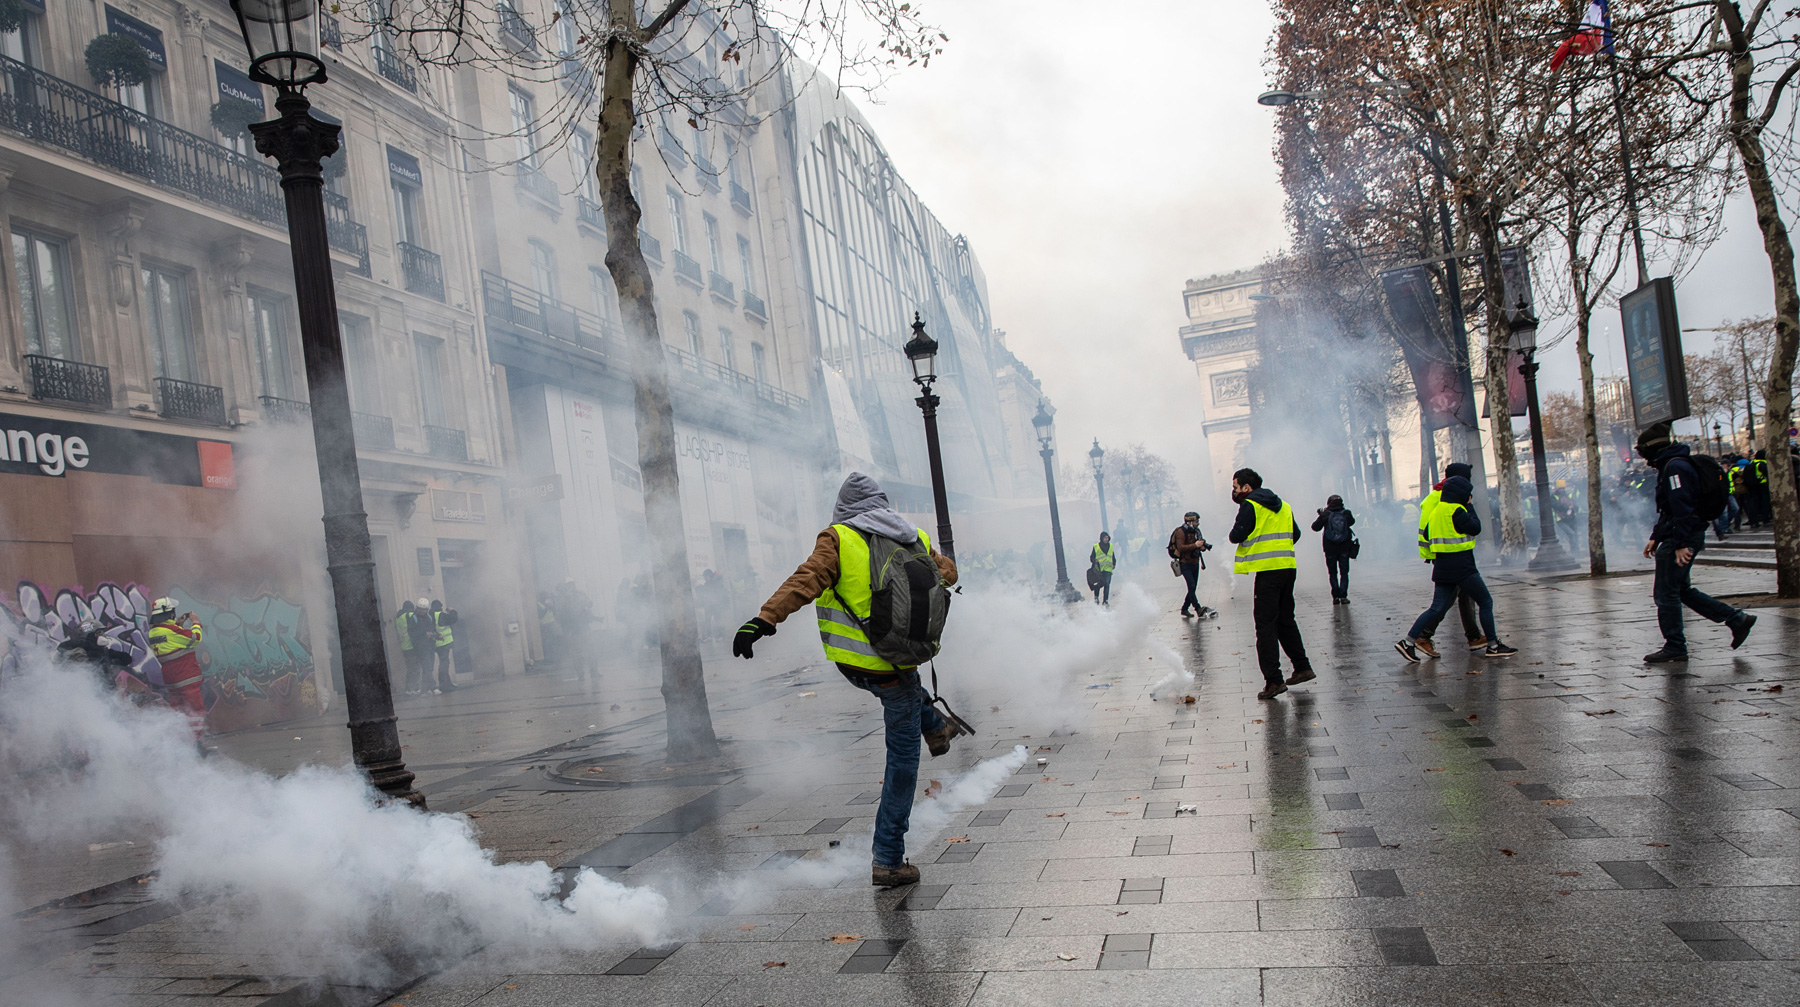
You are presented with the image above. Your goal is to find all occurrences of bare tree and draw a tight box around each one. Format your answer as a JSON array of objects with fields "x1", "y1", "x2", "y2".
[{"x1": 347, "y1": 0, "x2": 944, "y2": 759}]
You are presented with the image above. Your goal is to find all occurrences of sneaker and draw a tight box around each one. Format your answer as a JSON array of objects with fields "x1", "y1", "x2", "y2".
[
  {"x1": 1415, "y1": 638, "x2": 1441, "y2": 659},
  {"x1": 1643, "y1": 647, "x2": 1689, "y2": 664},
  {"x1": 872, "y1": 862, "x2": 920, "y2": 888},
  {"x1": 1394, "y1": 639, "x2": 1421, "y2": 663},
  {"x1": 1483, "y1": 643, "x2": 1518, "y2": 658},
  {"x1": 924, "y1": 720, "x2": 966, "y2": 758},
  {"x1": 1284, "y1": 668, "x2": 1317, "y2": 686},
  {"x1": 1466, "y1": 636, "x2": 1489, "y2": 651},
  {"x1": 1256, "y1": 682, "x2": 1288, "y2": 700},
  {"x1": 432, "y1": 688, "x2": 442, "y2": 695},
  {"x1": 1180, "y1": 609, "x2": 1194, "y2": 619},
  {"x1": 1341, "y1": 597, "x2": 1351, "y2": 605},
  {"x1": 1730, "y1": 613, "x2": 1757, "y2": 650}
]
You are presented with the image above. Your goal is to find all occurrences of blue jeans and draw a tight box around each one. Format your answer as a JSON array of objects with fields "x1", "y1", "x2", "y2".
[
  {"x1": 1713, "y1": 497, "x2": 1737, "y2": 539},
  {"x1": 839, "y1": 666, "x2": 945, "y2": 868},
  {"x1": 1408, "y1": 572, "x2": 1498, "y2": 644},
  {"x1": 1653, "y1": 540, "x2": 1742, "y2": 653}
]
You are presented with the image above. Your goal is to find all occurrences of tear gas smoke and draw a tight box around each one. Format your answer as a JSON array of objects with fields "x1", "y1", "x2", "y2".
[
  {"x1": 1145, "y1": 639, "x2": 1195, "y2": 699},
  {"x1": 0, "y1": 650, "x2": 667, "y2": 992}
]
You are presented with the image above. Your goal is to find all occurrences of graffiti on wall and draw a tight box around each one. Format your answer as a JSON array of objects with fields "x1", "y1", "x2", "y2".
[{"x1": 0, "y1": 581, "x2": 317, "y2": 725}]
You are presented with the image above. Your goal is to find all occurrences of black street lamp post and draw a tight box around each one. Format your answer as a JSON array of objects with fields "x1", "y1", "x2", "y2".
[
  {"x1": 1089, "y1": 439, "x2": 1108, "y2": 532},
  {"x1": 1714, "y1": 421, "x2": 1724, "y2": 455},
  {"x1": 1510, "y1": 303, "x2": 1577, "y2": 572},
  {"x1": 904, "y1": 314, "x2": 955, "y2": 561},
  {"x1": 231, "y1": 0, "x2": 420, "y2": 805},
  {"x1": 1032, "y1": 402, "x2": 1082, "y2": 602}
]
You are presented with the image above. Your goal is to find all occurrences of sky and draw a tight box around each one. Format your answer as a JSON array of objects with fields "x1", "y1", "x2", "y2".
[{"x1": 841, "y1": 0, "x2": 1780, "y2": 504}]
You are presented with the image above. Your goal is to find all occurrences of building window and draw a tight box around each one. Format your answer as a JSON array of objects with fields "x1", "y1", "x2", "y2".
[
  {"x1": 529, "y1": 240, "x2": 557, "y2": 300},
  {"x1": 682, "y1": 311, "x2": 701, "y2": 358},
  {"x1": 141, "y1": 264, "x2": 195, "y2": 381},
  {"x1": 666, "y1": 189, "x2": 687, "y2": 253},
  {"x1": 247, "y1": 287, "x2": 293, "y2": 399},
  {"x1": 630, "y1": 164, "x2": 643, "y2": 204},
  {"x1": 509, "y1": 85, "x2": 539, "y2": 169},
  {"x1": 571, "y1": 129, "x2": 599, "y2": 203},
  {"x1": 726, "y1": 139, "x2": 747, "y2": 188},
  {"x1": 390, "y1": 157, "x2": 423, "y2": 246},
  {"x1": 750, "y1": 342, "x2": 767, "y2": 384},
  {"x1": 554, "y1": 0, "x2": 578, "y2": 56},
  {"x1": 414, "y1": 334, "x2": 447, "y2": 427},
  {"x1": 589, "y1": 266, "x2": 615, "y2": 321},
  {"x1": 2, "y1": 9, "x2": 39, "y2": 66},
  {"x1": 703, "y1": 213, "x2": 723, "y2": 272},
  {"x1": 342, "y1": 314, "x2": 380, "y2": 413},
  {"x1": 10, "y1": 229, "x2": 77, "y2": 360},
  {"x1": 718, "y1": 326, "x2": 735, "y2": 372},
  {"x1": 736, "y1": 235, "x2": 756, "y2": 295}
]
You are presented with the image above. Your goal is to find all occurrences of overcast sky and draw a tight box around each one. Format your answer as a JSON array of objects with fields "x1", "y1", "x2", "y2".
[{"x1": 845, "y1": 0, "x2": 1777, "y2": 506}]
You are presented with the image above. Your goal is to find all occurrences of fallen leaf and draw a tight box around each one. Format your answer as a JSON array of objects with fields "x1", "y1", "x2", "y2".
[
  {"x1": 1182, "y1": 695, "x2": 1196, "y2": 705},
  {"x1": 1381, "y1": 843, "x2": 1401, "y2": 849},
  {"x1": 799, "y1": 691, "x2": 817, "y2": 698},
  {"x1": 945, "y1": 836, "x2": 969, "y2": 843},
  {"x1": 1582, "y1": 710, "x2": 1617, "y2": 717},
  {"x1": 1252, "y1": 719, "x2": 1264, "y2": 724},
  {"x1": 763, "y1": 961, "x2": 786, "y2": 968},
  {"x1": 924, "y1": 780, "x2": 942, "y2": 798},
  {"x1": 1557, "y1": 890, "x2": 1572, "y2": 895},
  {"x1": 1056, "y1": 953, "x2": 1078, "y2": 961},
  {"x1": 991, "y1": 706, "x2": 1001, "y2": 712},
  {"x1": 1500, "y1": 849, "x2": 1516, "y2": 856},
  {"x1": 1745, "y1": 712, "x2": 1771, "y2": 717},
  {"x1": 466, "y1": 813, "x2": 483, "y2": 818},
  {"x1": 1044, "y1": 813, "x2": 1066, "y2": 818},
  {"x1": 1425, "y1": 767, "x2": 1446, "y2": 772},
  {"x1": 1042, "y1": 777, "x2": 1058, "y2": 782},
  {"x1": 1556, "y1": 871, "x2": 1581, "y2": 877},
  {"x1": 1466, "y1": 714, "x2": 1479, "y2": 721},
  {"x1": 1767, "y1": 684, "x2": 1784, "y2": 693},
  {"x1": 1109, "y1": 910, "x2": 1129, "y2": 916},
  {"x1": 737, "y1": 924, "x2": 759, "y2": 930},
  {"x1": 1465, "y1": 669, "x2": 1483, "y2": 675},
  {"x1": 1645, "y1": 842, "x2": 1670, "y2": 848},
  {"x1": 1108, "y1": 811, "x2": 1132, "y2": 817},
  {"x1": 1127, "y1": 796, "x2": 1141, "y2": 800},
  {"x1": 1541, "y1": 799, "x2": 1572, "y2": 806},
  {"x1": 828, "y1": 934, "x2": 862, "y2": 944},
  {"x1": 746, "y1": 826, "x2": 759, "y2": 830}
]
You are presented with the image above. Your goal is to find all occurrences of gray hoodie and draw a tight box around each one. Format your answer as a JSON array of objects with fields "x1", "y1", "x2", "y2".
[{"x1": 830, "y1": 472, "x2": 920, "y2": 545}]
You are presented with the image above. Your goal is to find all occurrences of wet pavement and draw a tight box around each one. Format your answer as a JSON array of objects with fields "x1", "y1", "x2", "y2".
[{"x1": 6, "y1": 557, "x2": 1798, "y2": 1006}]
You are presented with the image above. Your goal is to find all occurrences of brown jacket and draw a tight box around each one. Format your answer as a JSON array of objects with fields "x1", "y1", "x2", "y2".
[
  {"x1": 759, "y1": 527, "x2": 957, "y2": 625},
  {"x1": 1168, "y1": 524, "x2": 1208, "y2": 562}
]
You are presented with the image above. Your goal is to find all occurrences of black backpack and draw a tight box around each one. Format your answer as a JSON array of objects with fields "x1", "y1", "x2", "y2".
[
  {"x1": 835, "y1": 533, "x2": 951, "y2": 666},
  {"x1": 1687, "y1": 453, "x2": 1730, "y2": 522},
  {"x1": 1322, "y1": 509, "x2": 1352, "y2": 544}
]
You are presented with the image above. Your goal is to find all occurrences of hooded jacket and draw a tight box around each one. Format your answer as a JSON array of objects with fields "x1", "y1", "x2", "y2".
[
  {"x1": 1310, "y1": 499, "x2": 1356, "y2": 555},
  {"x1": 1228, "y1": 487, "x2": 1300, "y2": 548},
  {"x1": 1429, "y1": 475, "x2": 1482, "y2": 584},
  {"x1": 1649, "y1": 443, "x2": 1707, "y2": 547}
]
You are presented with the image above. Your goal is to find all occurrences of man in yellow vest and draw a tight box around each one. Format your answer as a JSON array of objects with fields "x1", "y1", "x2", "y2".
[
  {"x1": 395, "y1": 600, "x2": 429, "y2": 696},
  {"x1": 1413, "y1": 462, "x2": 1484, "y2": 656},
  {"x1": 732, "y1": 473, "x2": 960, "y2": 888},
  {"x1": 1395, "y1": 474, "x2": 1518, "y2": 661},
  {"x1": 428, "y1": 599, "x2": 459, "y2": 693},
  {"x1": 1228, "y1": 468, "x2": 1315, "y2": 700},
  {"x1": 1089, "y1": 531, "x2": 1117, "y2": 605}
]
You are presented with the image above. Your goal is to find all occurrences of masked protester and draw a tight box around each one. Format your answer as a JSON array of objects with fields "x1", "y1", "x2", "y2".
[
  {"x1": 1636, "y1": 423, "x2": 1756, "y2": 663},
  {"x1": 1166, "y1": 512, "x2": 1213, "y2": 617},
  {"x1": 1310, "y1": 494, "x2": 1356, "y2": 604},
  {"x1": 1410, "y1": 462, "x2": 1486, "y2": 656},
  {"x1": 1088, "y1": 531, "x2": 1117, "y2": 605},
  {"x1": 1394, "y1": 475, "x2": 1518, "y2": 663},
  {"x1": 1228, "y1": 469, "x2": 1316, "y2": 699},
  {"x1": 732, "y1": 473, "x2": 963, "y2": 888}
]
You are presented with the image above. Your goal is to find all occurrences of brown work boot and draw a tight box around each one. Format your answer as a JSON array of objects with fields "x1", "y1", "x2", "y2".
[
  {"x1": 1466, "y1": 636, "x2": 1489, "y2": 651},
  {"x1": 1284, "y1": 668, "x2": 1317, "y2": 686},
  {"x1": 1415, "y1": 637, "x2": 1441, "y2": 659},
  {"x1": 872, "y1": 862, "x2": 920, "y2": 888},
  {"x1": 924, "y1": 720, "x2": 965, "y2": 758}
]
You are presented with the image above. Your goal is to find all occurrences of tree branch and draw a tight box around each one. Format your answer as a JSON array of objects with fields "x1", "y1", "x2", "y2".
[{"x1": 640, "y1": 0, "x2": 693, "y2": 43}]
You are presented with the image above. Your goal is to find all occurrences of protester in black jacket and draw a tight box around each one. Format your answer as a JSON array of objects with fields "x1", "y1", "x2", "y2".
[
  {"x1": 1638, "y1": 424, "x2": 1756, "y2": 663},
  {"x1": 1310, "y1": 495, "x2": 1356, "y2": 604},
  {"x1": 1394, "y1": 475, "x2": 1516, "y2": 661}
]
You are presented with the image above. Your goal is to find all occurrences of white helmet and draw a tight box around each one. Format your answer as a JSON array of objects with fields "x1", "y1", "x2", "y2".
[
  {"x1": 150, "y1": 597, "x2": 178, "y2": 620},
  {"x1": 417, "y1": 598, "x2": 431, "y2": 609}
]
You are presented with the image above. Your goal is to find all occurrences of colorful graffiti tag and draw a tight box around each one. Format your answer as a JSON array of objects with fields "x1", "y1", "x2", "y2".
[{"x1": 0, "y1": 581, "x2": 317, "y2": 730}]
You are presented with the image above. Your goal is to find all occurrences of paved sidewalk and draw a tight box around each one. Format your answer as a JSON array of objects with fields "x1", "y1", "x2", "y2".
[{"x1": 6, "y1": 560, "x2": 1798, "y2": 1006}]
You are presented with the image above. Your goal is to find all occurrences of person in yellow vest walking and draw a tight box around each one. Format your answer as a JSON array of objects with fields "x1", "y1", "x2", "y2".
[
  {"x1": 1227, "y1": 469, "x2": 1316, "y2": 700},
  {"x1": 732, "y1": 472, "x2": 962, "y2": 888},
  {"x1": 1395, "y1": 474, "x2": 1518, "y2": 661},
  {"x1": 1413, "y1": 462, "x2": 1484, "y2": 656},
  {"x1": 427, "y1": 599, "x2": 460, "y2": 693},
  {"x1": 1088, "y1": 531, "x2": 1117, "y2": 605}
]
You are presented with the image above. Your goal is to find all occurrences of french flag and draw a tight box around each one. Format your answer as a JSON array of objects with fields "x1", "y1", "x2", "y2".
[{"x1": 1550, "y1": 0, "x2": 1613, "y2": 71}]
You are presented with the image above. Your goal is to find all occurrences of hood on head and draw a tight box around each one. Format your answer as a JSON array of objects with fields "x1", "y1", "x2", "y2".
[
  {"x1": 1246, "y1": 487, "x2": 1283, "y2": 510},
  {"x1": 1326, "y1": 495, "x2": 1344, "y2": 509},
  {"x1": 1444, "y1": 462, "x2": 1472, "y2": 480},
  {"x1": 831, "y1": 472, "x2": 919, "y2": 544},
  {"x1": 1440, "y1": 475, "x2": 1474, "y2": 504}
]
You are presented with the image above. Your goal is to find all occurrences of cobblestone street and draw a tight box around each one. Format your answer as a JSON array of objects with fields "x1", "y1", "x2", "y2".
[{"x1": 7, "y1": 560, "x2": 1799, "y2": 1006}]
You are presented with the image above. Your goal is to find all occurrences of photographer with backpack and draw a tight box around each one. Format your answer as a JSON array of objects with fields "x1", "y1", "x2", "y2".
[
  {"x1": 732, "y1": 473, "x2": 964, "y2": 888},
  {"x1": 1311, "y1": 494, "x2": 1357, "y2": 604},
  {"x1": 1636, "y1": 424, "x2": 1756, "y2": 663}
]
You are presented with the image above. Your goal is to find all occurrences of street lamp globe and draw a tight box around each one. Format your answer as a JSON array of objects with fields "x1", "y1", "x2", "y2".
[
  {"x1": 1507, "y1": 299, "x2": 1539, "y2": 352},
  {"x1": 1089, "y1": 438, "x2": 1104, "y2": 472},
  {"x1": 1257, "y1": 89, "x2": 1298, "y2": 106},
  {"x1": 1032, "y1": 401, "x2": 1055, "y2": 449},
  {"x1": 903, "y1": 312, "x2": 938, "y2": 387},
  {"x1": 230, "y1": 0, "x2": 326, "y2": 90}
]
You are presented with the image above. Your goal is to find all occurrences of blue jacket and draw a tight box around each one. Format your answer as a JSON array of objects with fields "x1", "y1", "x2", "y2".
[{"x1": 1650, "y1": 444, "x2": 1706, "y2": 547}]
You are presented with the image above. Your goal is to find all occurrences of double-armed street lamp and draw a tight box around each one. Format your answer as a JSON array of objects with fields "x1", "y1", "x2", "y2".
[
  {"x1": 904, "y1": 314, "x2": 956, "y2": 561},
  {"x1": 1089, "y1": 439, "x2": 1109, "y2": 532},
  {"x1": 1032, "y1": 402, "x2": 1083, "y2": 603},
  {"x1": 1510, "y1": 303, "x2": 1578, "y2": 572},
  {"x1": 229, "y1": 0, "x2": 420, "y2": 804}
]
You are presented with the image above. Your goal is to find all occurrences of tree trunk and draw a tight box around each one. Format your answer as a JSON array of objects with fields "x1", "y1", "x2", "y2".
[
  {"x1": 1469, "y1": 206, "x2": 1530, "y2": 558},
  {"x1": 1575, "y1": 299, "x2": 1607, "y2": 575},
  {"x1": 1720, "y1": 4, "x2": 1800, "y2": 597},
  {"x1": 596, "y1": 7, "x2": 720, "y2": 759}
]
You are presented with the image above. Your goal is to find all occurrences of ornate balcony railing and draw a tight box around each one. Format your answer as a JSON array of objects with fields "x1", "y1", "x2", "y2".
[
  {"x1": 742, "y1": 290, "x2": 767, "y2": 320},
  {"x1": 497, "y1": 4, "x2": 537, "y2": 51},
  {"x1": 638, "y1": 229, "x2": 662, "y2": 264},
  {"x1": 424, "y1": 424, "x2": 467, "y2": 461},
  {"x1": 353, "y1": 411, "x2": 395, "y2": 449},
  {"x1": 25, "y1": 355, "x2": 111, "y2": 408},
  {"x1": 0, "y1": 55, "x2": 367, "y2": 263},
  {"x1": 657, "y1": 128, "x2": 685, "y2": 165},
  {"x1": 515, "y1": 164, "x2": 560, "y2": 207},
  {"x1": 481, "y1": 271, "x2": 623, "y2": 354},
  {"x1": 730, "y1": 180, "x2": 753, "y2": 214},
  {"x1": 695, "y1": 154, "x2": 719, "y2": 190},
  {"x1": 373, "y1": 46, "x2": 418, "y2": 92},
  {"x1": 665, "y1": 344, "x2": 807, "y2": 410},
  {"x1": 321, "y1": 14, "x2": 343, "y2": 49},
  {"x1": 398, "y1": 241, "x2": 445, "y2": 300},
  {"x1": 576, "y1": 196, "x2": 605, "y2": 232},
  {"x1": 672, "y1": 249, "x2": 702, "y2": 285},
  {"x1": 258, "y1": 395, "x2": 311, "y2": 424},
  {"x1": 155, "y1": 376, "x2": 226, "y2": 425},
  {"x1": 708, "y1": 270, "x2": 735, "y2": 303}
]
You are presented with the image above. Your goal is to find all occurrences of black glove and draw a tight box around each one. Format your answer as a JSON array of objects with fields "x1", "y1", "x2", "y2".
[{"x1": 732, "y1": 617, "x2": 775, "y2": 659}]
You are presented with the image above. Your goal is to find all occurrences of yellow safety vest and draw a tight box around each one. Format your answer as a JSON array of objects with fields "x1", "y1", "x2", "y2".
[
  {"x1": 148, "y1": 621, "x2": 201, "y2": 658},
  {"x1": 1091, "y1": 542, "x2": 1116, "y2": 573},
  {"x1": 395, "y1": 611, "x2": 415, "y2": 651},
  {"x1": 1417, "y1": 489, "x2": 1442, "y2": 559},
  {"x1": 815, "y1": 523, "x2": 931, "y2": 672},
  {"x1": 1233, "y1": 500, "x2": 1298, "y2": 573},
  {"x1": 433, "y1": 611, "x2": 453, "y2": 647},
  {"x1": 1426, "y1": 501, "x2": 1477, "y2": 555}
]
